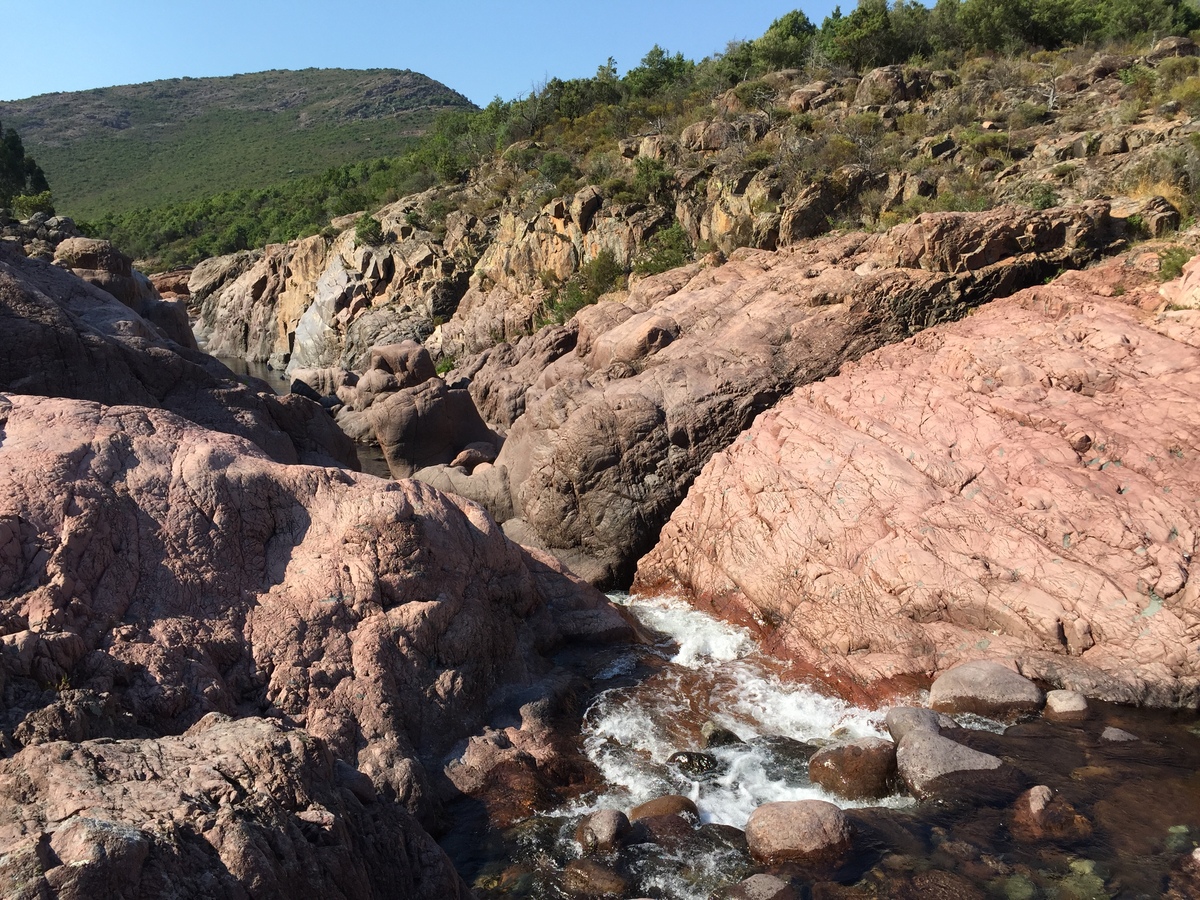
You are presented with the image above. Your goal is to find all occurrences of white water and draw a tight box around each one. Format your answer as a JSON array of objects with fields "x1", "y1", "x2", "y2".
[{"x1": 570, "y1": 594, "x2": 914, "y2": 830}]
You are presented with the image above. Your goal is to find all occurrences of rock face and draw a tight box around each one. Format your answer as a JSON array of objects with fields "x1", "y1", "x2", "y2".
[
  {"x1": 928, "y1": 660, "x2": 1045, "y2": 719},
  {"x1": 0, "y1": 715, "x2": 470, "y2": 900},
  {"x1": 744, "y1": 799, "x2": 853, "y2": 864},
  {"x1": 637, "y1": 249, "x2": 1200, "y2": 705},
  {"x1": 0, "y1": 245, "x2": 356, "y2": 469},
  {"x1": 475, "y1": 203, "x2": 1116, "y2": 586},
  {"x1": 0, "y1": 393, "x2": 621, "y2": 833}
]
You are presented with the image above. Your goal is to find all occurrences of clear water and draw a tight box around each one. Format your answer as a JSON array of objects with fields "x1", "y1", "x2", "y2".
[{"x1": 447, "y1": 592, "x2": 1200, "y2": 900}]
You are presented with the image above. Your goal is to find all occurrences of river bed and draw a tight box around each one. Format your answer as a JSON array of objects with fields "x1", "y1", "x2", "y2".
[{"x1": 447, "y1": 593, "x2": 1200, "y2": 900}]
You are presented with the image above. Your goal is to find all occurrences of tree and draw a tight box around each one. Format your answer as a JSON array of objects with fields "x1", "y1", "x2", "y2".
[
  {"x1": 624, "y1": 45, "x2": 693, "y2": 98},
  {"x1": 0, "y1": 118, "x2": 50, "y2": 208},
  {"x1": 753, "y1": 10, "x2": 818, "y2": 71}
]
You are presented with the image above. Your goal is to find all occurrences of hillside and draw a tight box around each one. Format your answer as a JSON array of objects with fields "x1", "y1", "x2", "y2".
[{"x1": 0, "y1": 68, "x2": 475, "y2": 218}]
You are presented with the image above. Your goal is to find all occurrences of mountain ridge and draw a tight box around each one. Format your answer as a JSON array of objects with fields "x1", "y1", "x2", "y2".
[{"x1": 0, "y1": 68, "x2": 476, "y2": 218}]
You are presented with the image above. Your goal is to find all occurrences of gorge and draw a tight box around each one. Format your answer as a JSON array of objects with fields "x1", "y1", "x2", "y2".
[{"x1": 2, "y1": 9, "x2": 1200, "y2": 899}]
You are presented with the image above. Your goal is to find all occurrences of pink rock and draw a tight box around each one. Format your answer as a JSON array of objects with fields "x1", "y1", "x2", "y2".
[
  {"x1": 744, "y1": 799, "x2": 852, "y2": 865},
  {"x1": 637, "y1": 250, "x2": 1200, "y2": 705}
]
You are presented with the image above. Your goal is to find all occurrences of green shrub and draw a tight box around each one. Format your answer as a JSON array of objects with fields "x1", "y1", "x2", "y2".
[
  {"x1": 11, "y1": 191, "x2": 54, "y2": 218},
  {"x1": 1008, "y1": 102, "x2": 1048, "y2": 129},
  {"x1": 1158, "y1": 55, "x2": 1200, "y2": 89},
  {"x1": 540, "y1": 248, "x2": 626, "y2": 324},
  {"x1": 633, "y1": 223, "x2": 693, "y2": 275},
  {"x1": 354, "y1": 213, "x2": 384, "y2": 246},
  {"x1": 435, "y1": 355, "x2": 457, "y2": 376},
  {"x1": 1159, "y1": 245, "x2": 1193, "y2": 280}
]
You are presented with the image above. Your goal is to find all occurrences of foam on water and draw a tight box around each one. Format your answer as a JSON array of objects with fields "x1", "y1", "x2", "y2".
[{"x1": 573, "y1": 594, "x2": 911, "y2": 829}]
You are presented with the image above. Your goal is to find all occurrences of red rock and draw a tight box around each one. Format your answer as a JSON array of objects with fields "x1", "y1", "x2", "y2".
[
  {"x1": 0, "y1": 716, "x2": 470, "y2": 899},
  {"x1": 637, "y1": 251, "x2": 1200, "y2": 705},
  {"x1": 629, "y1": 794, "x2": 698, "y2": 823},
  {"x1": 809, "y1": 737, "x2": 898, "y2": 800},
  {"x1": 0, "y1": 394, "x2": 621, "y2": 830},
  {"x1": 0, "y1": 247, "x2": 356, "y2": 468}
]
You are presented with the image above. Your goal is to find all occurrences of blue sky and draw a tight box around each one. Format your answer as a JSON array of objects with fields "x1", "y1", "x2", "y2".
[{"x1": 2, "y1": 1, "x2": 842, "y2": 105}]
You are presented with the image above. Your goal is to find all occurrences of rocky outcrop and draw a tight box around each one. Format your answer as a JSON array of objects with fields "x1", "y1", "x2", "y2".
[
  {"x1": 0, "y1": 394, "x2": 622, "y2": 832},
  {"x1": 0, "y1": 715, "x2": 470, "y2": 900},
  {"x1": 0, "y1": 245, "x2": 356, "y2": 468},
  {"x1": 462, "y1": 204, "x2": 1118, "y2": 586},
  {"x1": 637, "y1": 248, "x2": 1200, "y2": 705},
  {"x1": 53, "y1": 237, "x2": 196, "y2": 350}
]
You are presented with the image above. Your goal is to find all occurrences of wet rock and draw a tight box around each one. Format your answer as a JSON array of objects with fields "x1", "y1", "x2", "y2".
[
  {"x1": 749, "y1": 735, "x2": 820, "y2": 782},
  {"x1": 632, "y1": 812, "x2": 697, "y2": 848},
  {"x1": 1165, "y1": 848, "x2": 1200, "y2": 899},
  {"x1": 1044, "y1": 690, "x2": 1089, "y2": 723},
  {"x1": 1101, "y1": 726, "x2": 1138, "y2": 742},
  {"x1": 1011, "y1": 785, "x2": 1093, "y2": 842},
  {"x1": 629, "y1": 795, "x2": 698, "y2": 823},
  {"x1": 702, "y1": 720, "x2": 746, "y2": 748},
  {"x1": 723, "y1": 873, "x2": 800, "y2": 900},
  {"x1": 809, "y1": 737, "x2": 898, "y2": 800},
  {"x1": 668, "y1": 750, "x2": 720, "y2": 777},
  {"x1": 895, "y1": 731, "x2": 1006, "y2": 801},
  {"x1": 745, "y1": 800, "x2": 853, "y2": 865},
  {"x1": 928, "y1": 661, "x2": 1045, "y2": 720},
  {"x1": 561, "y1": 859, "x2": 631, "y2": 898},
  {"x1": 575, "y1": 809, "x2": 631, "y2": 855},
  {"x1": 885, "y1": 707, "x2": 951, "y2": 742}
]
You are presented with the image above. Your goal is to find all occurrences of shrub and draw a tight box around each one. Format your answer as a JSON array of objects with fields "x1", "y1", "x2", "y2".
[
  {"x1": 1159, "y1": 245, "x2": 1193, "y2": 281},
  {"x1": 633, "y1": 223, "x2": 693, "y2": 275},
  {"x1": 540, "y1": 248, "x2": 626, "y2": 324},
  {"x1": 11, "y1": 191, "x2": 54, "y2": 218},
  {"x1": 354, "y1": 213, "x2": 384, "y2": 246}
]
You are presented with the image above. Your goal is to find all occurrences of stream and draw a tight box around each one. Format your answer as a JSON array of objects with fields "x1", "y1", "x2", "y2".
[{"x1": 448, "y1": 593, "x2": 1200, "y2": 900}]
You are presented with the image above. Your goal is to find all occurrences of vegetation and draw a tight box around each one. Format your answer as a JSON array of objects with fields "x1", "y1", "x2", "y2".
[
  {"x1": 60, "y1": 0, "x2": 1200, "y2": 269},
  {"x1": 1159, "y1": 245, "x2": 1194, "y2": 279},
  {"x1": 634, "y1": 223, "x2": 693, "y2": 275},
  {"x1": 0, "y1": 69, "x2": 474, "y2": 219},
  {"x1": 539, "y1": 250, "x2": 626, "y2": 325},
  {"x1": 0, "y1": 118, "x2": 49, "y2": 210}
]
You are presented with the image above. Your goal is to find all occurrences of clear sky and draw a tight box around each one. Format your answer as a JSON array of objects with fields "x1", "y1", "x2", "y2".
[{"x1": 1, "y1": 1, "x2": 841, "y2": 105}]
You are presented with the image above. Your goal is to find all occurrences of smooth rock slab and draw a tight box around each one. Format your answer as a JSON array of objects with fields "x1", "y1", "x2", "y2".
[
  {"x1": 1044, "y1": 689, "x2": 1090, "y2": 722},
  {"x1": 808, "y1": 737, "x2": 898, "y2": 800},
  {"x1": 744, "y1": 800, "x2": 853, "y2": 865},
  {"x1": 928, "y1": 660, "x2": 1044, "y2": 719},
  {"x1": 895, "y1": 730, "x2": 1004, "y2": 800}
]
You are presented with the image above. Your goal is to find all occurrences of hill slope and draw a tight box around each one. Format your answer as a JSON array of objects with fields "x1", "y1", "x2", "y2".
[{"x1": 0, "y1": 68, "x2": 476, "y2": 218}]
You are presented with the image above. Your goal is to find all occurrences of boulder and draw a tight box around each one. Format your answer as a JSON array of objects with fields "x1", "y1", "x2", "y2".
[
  {"x1": 1044, "y1": 689, "x2": 1089, "y2": 723},
  {"x1": 808, "y1": 737, "x2": 898, "y2": 800},
  {"x1": 725, "y1": 874, "x2": 800, "y2": 900},
  {"x1": 561, "y1": 859, "x2": 631, "y2": 897},
  {"x1": 369, "y1": 377, "x2": 498, "y2": 478},
  {"x1": 895, "y1": 731, "x2": 1006, "y2": 801},
  {"x1": 575, "y1": 809, "x2": 632, "y2": 855},
  {"x1": 0, "y1": 393, "x2": 619, "y2": 832},
  {"x1": 928, "y1": 660, "x2": 1045, "y2": 719},
  {"x1": 629, "y1": 795, "x2": 698, "y2": 823},
  {"x1": 744, "y1": 800, "x2": 853, "y2": 865},
  {"x1": 885, "y1": 707, "x2": 951, "y2": 742}
]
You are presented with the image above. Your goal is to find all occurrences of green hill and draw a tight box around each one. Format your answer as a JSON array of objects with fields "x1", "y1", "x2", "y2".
[{"x1": 0, "y1": 68, "x2": 476, "y2": 219}]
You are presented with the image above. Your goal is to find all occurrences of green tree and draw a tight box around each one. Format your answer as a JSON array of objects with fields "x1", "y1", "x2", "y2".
[
  {"x1": 753, "y1": 10, "x2": 818, "y2": 70},
  {"x1": 0, "y1": 118, "x2": 50, "y2": 208}
]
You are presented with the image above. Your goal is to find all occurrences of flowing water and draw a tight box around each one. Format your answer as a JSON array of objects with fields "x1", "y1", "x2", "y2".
[{"x1": 450, "y1": 593, "x2": 1200, "y2": 900}]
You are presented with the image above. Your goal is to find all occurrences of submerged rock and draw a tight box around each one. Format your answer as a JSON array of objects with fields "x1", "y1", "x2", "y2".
[
  {"x1": 895, "y1": 731, "x2": 1006, "y2": 800},
  {"x1": 1044, "y1": 690, "x2": 1090, "y2": 723}
]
